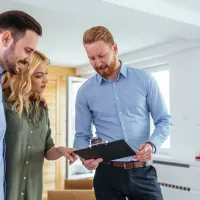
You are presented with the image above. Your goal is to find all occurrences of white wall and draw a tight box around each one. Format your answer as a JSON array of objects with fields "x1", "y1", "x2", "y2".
[
  {"x1": 77, "y1": 39, "x2": 200, "y2": 159},
  {"x1": 169, "y1": 48, "x2": 200, "y2": 157}
]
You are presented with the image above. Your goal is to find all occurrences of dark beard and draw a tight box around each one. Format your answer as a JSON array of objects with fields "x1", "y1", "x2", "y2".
[
  {"x1": 2, "y1": 44, "x2": 17, "y2": 74},
  {"x1": 2, "y1": 44, "x2": 28, "y2": 74}
]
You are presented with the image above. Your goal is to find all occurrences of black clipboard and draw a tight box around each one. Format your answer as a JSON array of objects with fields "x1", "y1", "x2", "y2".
[{"x1": 74, "y1": 139, "x2": 136, "y2": 161}]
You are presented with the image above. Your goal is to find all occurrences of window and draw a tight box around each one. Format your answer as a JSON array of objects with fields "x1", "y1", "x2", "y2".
[{"x1": 145, "y1": 66, "x2": 170, "y2": 150}]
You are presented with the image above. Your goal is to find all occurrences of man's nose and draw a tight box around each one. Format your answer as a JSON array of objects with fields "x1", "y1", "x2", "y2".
[
  {"x1": 96, "y1": 59, "x2": 102, "y2": 67},
  {"x1": 25, "y1": 54, "x2": 33, "y2": 64}
]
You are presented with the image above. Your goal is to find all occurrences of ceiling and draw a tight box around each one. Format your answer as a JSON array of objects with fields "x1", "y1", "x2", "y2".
[{"x1": 1, "y1": 0, "x2": 200, "y2": 67}]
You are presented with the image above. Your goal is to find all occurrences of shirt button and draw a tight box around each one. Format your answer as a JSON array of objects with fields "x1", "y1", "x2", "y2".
[
  {"x1": 26, "y1": 161, "x2": 29, "y2": 164},
  {"x1": 116, "y1": 97, "x2": 119, "y2": 100},
  {"x1": 30, "y1": 131, "x2": 33, "y2": 134},
  {"x1": 24, "y1": 177, "x2": 26, "y2": 180},
  {"x1": 119, "y1": 112, "x2": 122, "y2": 115},
  {"x1": 21, "y1": 193, "x2": 24, "y2": 196},
  {"x1": 123, "y1": 127, "x2": 126, "y2": 130},
  {"x1": 29, "y1": 119, "x2": 31, "y2": 122},
  {"x1": 28, "y1": 146, "x2": 31, "y2": 149}
]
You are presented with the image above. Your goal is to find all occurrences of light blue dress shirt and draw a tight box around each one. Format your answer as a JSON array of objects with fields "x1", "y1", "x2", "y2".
[
  {"x1": 74, "y1": 62, "x2": 172, "y2": 162},
  {"x1": 0, "y1": 66, "x2": 6, "y2": 200}
]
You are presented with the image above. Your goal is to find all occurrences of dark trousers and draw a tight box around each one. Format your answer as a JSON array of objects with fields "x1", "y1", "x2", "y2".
[{"x1": 94, "y1": 163, "x2": 163, "y2": 200}]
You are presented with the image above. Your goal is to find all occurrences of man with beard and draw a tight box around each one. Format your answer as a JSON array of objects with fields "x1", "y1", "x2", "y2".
[
  {"x1": 0, "y1": 10, "x2": 42, "y2": 200},
  {"x1": 74, "y1": 26, "x2": 172, "y2": 200}
]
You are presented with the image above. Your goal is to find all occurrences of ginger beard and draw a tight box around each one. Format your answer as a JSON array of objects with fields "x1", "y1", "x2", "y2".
[{"x1": 94, "y1": 55, "x2": 117, "y2": 78}]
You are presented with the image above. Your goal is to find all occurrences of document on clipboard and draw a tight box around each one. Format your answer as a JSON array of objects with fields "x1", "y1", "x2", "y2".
[{"x1": 74, "y1": 139, "x2": 136, "y2": 161}]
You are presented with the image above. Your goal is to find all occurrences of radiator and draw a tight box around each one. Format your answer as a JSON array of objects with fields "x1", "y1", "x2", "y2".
[{"x1": 153, "y1": 158, "x2": 200, "y2": 200}]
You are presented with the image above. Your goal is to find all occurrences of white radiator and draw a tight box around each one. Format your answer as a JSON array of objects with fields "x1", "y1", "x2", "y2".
[{"x1": 153, "y1": 155, "x2": 200, "y2": 200}]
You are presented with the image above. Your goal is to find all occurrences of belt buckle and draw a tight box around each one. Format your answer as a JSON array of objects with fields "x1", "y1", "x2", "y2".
[{"x1": 124, "y1": 162, "x2": 127, "y2": 169}]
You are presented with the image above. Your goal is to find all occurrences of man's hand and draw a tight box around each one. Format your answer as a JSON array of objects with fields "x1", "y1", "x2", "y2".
[
  {"x1": 81, "y1": 158, "x2": 103, "y2": 170},
  {"x1": 133, "y1": 143, "x2": 153, "y2": 162},
  {"x1": 40, "y1": 97, "x2": 48, "y2": 110},
  {"x1": 57, "y1": 147, "x2": 78, "y2": 165}
]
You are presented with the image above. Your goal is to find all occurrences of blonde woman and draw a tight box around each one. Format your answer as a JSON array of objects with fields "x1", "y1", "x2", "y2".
[{"x1": 2, "y1": 51, "x2": 77, "y2": 200}]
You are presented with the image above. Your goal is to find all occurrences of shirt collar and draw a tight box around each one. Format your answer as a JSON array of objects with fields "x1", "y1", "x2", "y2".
[
  {"x1": 97, "y1": 60, "x2": 128, "y2": 85},
  {"x1": 0, "y1": 66, "x2": 3, "y2": 74},
  {"x1": 0, "y1": 66, "x2": 6, "y2": 75},
  {"x1": 120, "y1": 61, "x2": 128, "y2": 78}
]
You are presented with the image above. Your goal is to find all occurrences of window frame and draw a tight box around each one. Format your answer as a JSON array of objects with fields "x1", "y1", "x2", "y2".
[{"x1": 66, "y1": 76, "x2": 95, "y2": 179}]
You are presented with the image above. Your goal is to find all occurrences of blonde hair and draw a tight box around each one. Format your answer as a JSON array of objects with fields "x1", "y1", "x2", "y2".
[
  {"x1": 2, "y1": 50, "x2": 50, "y2": 116},
  {"x1": 83, "y1": 26, "x2": 114, "y2": 46}
]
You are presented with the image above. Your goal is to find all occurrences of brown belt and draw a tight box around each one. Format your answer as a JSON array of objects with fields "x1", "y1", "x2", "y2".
[{"x1": 102, "y1": 161, "x2": 149, "y2": 169}]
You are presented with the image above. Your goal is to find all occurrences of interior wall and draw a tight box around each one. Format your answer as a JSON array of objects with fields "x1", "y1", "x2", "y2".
[{"x1": 42, "y1": 65, "x2": 76, "y2": 200}]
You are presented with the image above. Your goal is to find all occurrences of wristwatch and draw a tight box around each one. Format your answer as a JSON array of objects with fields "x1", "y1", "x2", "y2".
[{"x1": 146, "y1": 141, "x2": 156, "y2": 154}]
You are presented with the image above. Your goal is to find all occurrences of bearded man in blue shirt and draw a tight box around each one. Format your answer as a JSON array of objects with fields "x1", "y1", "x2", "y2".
[{"x1": 74, "y1": 26, "x2": 172, "y2": 200}]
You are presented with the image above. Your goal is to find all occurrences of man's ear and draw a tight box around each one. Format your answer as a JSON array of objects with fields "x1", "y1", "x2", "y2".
[
  {"x1": 113, "y1": 43, "x2": 118, "y2": 55},
  {"x1": 1, "y1": 31, "x2": 13, "y2": 47}
]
